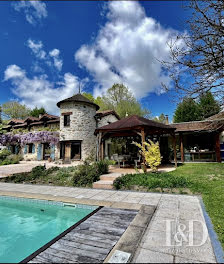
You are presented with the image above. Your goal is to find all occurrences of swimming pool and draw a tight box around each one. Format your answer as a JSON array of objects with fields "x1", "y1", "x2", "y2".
[{"x1": 0, "y1": 196, "x2": 98, "y2": 263}]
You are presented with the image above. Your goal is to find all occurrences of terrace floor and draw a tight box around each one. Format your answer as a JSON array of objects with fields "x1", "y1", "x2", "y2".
[{"x1": 0, "y1": 182, "x2": 218, "y2": 263}]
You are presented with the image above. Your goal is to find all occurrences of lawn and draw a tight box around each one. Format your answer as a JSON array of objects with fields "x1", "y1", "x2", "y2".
[{"x1": 114, "y1": 163, "x2": 224, "y2": 249}]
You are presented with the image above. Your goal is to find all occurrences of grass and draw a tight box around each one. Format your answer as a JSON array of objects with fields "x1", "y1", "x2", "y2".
[{"x1": 113, "y1": 163, "x2": 224, "y2": 249}]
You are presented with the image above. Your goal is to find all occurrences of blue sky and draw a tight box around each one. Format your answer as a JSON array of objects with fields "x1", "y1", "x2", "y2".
[{"x1": 0, "y1": 1, "x2": 190, "y2": 121}]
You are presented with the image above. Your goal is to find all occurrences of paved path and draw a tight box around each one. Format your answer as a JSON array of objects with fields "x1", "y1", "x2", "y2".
[
  {"x1": 0, "y1": 161, "x2": 73, "y2": 178},
  {"x1": 0, "y1": 183, "x2": 218, "y2": 263}
]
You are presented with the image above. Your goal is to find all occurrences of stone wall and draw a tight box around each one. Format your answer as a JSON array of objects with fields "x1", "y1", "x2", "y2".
[
  {"x1": 60, "y1": 102, "x2": 97, "y2": 161},
  {"x1": 97, "y1": 114, "x2": 119, "y2": 128}
]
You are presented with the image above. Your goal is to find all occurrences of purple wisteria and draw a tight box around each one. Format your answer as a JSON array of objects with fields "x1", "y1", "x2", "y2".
[{"x1": 0, "y1": 131, "x2": 59, "y2": 146}]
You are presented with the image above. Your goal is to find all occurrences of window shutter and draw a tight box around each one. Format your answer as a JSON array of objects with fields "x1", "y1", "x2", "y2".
[
  {"x1": 50, "y1": 144, "x2": 55, "y2": 160},
  {"x1": 32, "y1": 144, "x2": 35, "y2": 154},
  {"x1": 37, "y1": 144, "x2": 42, "y2": 160},
  {"x1": 24, "y1": 145, "x2": 27, "y2": 154},
  {"x1": 15, "y1": 146, "x2": 19, "y2": 155}
]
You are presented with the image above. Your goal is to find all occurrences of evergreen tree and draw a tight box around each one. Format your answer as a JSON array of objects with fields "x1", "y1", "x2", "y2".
[
  {"x1": 30, "y1": 107, "x2": 47, "y2": 118},
  {"x1": 173, "y1": 98, "x2": 201, "y2": 123},
  {"x1": 198, "y1": 92, "x2": 220, "y2": 119}
]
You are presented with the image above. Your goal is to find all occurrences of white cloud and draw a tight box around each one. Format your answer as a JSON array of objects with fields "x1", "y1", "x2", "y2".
[
  {"x1": 27, "y1": 39, "x2": 46, "y2": 60},
  {"x1": 13, "y1": 1, "x2": 47, "y2": 25},
  {"x1": 4, "y1": 65, "x2": 79, "y2": 114},
  {"x1": 75, "y1": 1, "x2": 183, "y2": 99},
  {"x1": 27, "y1": 39, "x2": 63, "y2": 71},
  {"x1": 49, "y1": 49, "x2": 63, "y2": 71}
]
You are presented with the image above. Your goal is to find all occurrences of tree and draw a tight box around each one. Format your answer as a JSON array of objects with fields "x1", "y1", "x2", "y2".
[
  {"x1": 83, "y1": 84, "x2": 150, "y2": 118},
  {"x1": 173, "y1": 98, "x2": 201, "y2": 123},
  {"x1": 154, "y1": 113, "x2": 167, "y2": 124},
  {"x1": 2, "y1": 101, "x2": 31, "y2": 120},
  {"x1": 82, "y1": 92, "x2": 95, "y2": 103},
  {"x1": 30, "y1": 107, "x2": 46, "y2": 118},
  {"x1": 163, "y1": 0, "x2": 224, "y2": 102},
  {"x1": 198, "y1": 92, "x2": 220, "y2": 119}
]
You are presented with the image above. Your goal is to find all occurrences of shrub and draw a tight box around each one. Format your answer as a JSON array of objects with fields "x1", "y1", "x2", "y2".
[
  {"x1": 113, "y1": 172, "x2": 191, "y2": 190},
  {"x1": 72, "y1": 163, "x2": 100, "y2": 187},
  {"x1": 96, "y1": 160, "x2": 109, "y2": 175},
  {"x1": 133, "y1": 140, "x2": 161, "y2": 172},
  {"x1": 0, "y1": 149, "x2": 11, "y2": 160}
]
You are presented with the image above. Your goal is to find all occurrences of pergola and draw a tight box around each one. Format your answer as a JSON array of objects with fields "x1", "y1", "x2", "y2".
[{"x1": 95, "y1": 115, "x2": 177, "y2": 167}]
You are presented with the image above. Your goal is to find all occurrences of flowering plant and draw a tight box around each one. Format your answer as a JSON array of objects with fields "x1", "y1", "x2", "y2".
[{"x1": 0, "y1": 131, "x2": 59, "y2": 146}]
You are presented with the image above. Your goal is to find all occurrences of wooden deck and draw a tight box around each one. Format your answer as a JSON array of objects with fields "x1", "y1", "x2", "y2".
[{"x1": 28, "y1": 207, "x2": 138, "y2": 263}]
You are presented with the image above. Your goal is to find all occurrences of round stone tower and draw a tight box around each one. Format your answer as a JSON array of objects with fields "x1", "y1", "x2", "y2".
[{"x1": 57, "y1": 94, "x2": 99, "y2": 162}]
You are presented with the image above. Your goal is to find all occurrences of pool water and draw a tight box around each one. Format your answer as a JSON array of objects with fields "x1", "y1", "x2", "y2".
[{"x1": 0, "y1": 196, "x2": 97, "y2": 263}]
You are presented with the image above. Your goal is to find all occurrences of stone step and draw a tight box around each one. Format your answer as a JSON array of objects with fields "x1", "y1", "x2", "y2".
[
  {"x1": 100, "y1": 173, "x2": 121, "y2": 181},
  {"x1": 92, "y1": 180, "x2": 114, "y2": 190}
]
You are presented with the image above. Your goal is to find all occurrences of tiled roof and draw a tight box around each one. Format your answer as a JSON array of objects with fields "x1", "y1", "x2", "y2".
[
  {"x1": 7, "y1": 119, "x2": 24, "y2": 125},
  {"x1": 206, "y1": 111, "x2": 224, "y2": 121},
  {"x1": 96, "y1": 115, "x2": 174, "y2": 132},
  {"x1": 24, "y1": 116, "x2": 39, "y2": 122},
  {"x1": 39, "y1": 114, "x2": 59, "y2": 120},
  {"x1": 171, "y1": 120, "x2": 224, "y2": 132},
  {"x1": 57, "y1": 93, "x2": 100, "y2": 110},
  {"x1": 95, "y1": 110, "x2": 120, "y2": 120}
]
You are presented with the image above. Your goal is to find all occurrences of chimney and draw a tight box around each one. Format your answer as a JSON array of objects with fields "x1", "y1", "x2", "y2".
[
  {"x1": 165, "y1": 115, "x2": 169, "y2": 125},
  {"x1": 39, "y1": 114, "x2": 43, "y2": 119}
]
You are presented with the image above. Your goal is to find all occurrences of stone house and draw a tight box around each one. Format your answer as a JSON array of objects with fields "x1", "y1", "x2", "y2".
[{"x1": 3, "y1": 94, "x2": 120, "y2": 163}]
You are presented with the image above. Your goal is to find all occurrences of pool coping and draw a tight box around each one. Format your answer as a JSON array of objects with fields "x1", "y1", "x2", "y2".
[
  {"x1": 20, "y1": 205, "x2": 103, "y2": 263},
  {"x1": 199, "y1": 197, "x2": 224, "y2": 264},
  {"x1": 1, "y1": 191, "x2": 155, "y2": 263}
]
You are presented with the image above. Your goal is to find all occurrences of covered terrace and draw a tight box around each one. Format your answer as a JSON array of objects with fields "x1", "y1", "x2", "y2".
[{"x1": 95, "y1": 115, "x2": 177, "y2": 167}]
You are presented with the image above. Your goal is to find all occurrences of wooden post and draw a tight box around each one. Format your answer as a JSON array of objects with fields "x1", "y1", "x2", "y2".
[
  {"x1": 215, "y1": 132, "x2": 221, "y2": 162},
  {"x1": 179, "y1": 132, "x2": 184, "y2": 163},
  {"x1": 141, "y1": 128, "x2": 147, "y2": 172},
  {"x1": 172, "y1": 133, "x2": 177, "y2": 167}
]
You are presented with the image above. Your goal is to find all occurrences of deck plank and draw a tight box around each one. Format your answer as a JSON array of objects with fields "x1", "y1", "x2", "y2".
[{"x1": 29, "y1": 207, "x2": 138, "y2": 263}]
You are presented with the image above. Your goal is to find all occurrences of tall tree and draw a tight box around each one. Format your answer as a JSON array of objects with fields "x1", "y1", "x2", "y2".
[
  {"x1": 173, "y1": 98, "x2": 201, "y2": 123},
  {"x1": 2, "y1": 101, "x2": 31, "y2": 120},
  {"x1": 163, "y1": 0, "x2": 224, "y2": 102},
  {"x1": 82, "y1": 84, "x2": 150, "y2": 118},
  {"x1": 30, "y1": 107, "x2": 47, "y2": 118},
  {"x1": 198, "y1": 92, "x2": 220, "y2": 119}
]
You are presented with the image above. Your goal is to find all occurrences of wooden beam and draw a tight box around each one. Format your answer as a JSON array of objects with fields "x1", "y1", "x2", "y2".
[
  {"x1": 172, "y1": 133, "x2": 177, "y2": 168},
  {"x1": 215, "y1": 132, "x2": 221, "y2": 162},
  {"x1": 179, "y1": 132, "x2": 184, "y2": 163}
]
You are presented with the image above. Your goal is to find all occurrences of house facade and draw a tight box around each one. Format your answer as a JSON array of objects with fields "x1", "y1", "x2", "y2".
[
  {"x1": 2, "y1": 94, "x2": 120, "y2": 163},
  {"x1": 2, "y1": 93, "x2": 224, "y2": 164}
]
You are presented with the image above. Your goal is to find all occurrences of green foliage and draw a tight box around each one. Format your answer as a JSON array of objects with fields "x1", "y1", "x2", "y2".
[
  {"x1": 30, "y1": 107, "x2": 46, "y2": 118},
  {"x1": 0, "y1": 149, "x2": 22, "y2": 166},
  {"x1": 173, "y1": 93, "x2": 220, "y2": 123},
  {"x1": 198, "y1": 92, "x2": 220, "y2": 119},
  {"x1": 113, "y1": 172, "x2": 189, "y2": 190},
  {"x1": 173, "y1": 98, "x2": 201, "y2": 123},
  {"x1": 2, "y1": 101, "x2": 31, "y2": 119},
  {"x1": 1, "y1": 160, "x2": 109, "y2": 187},
  {"x1": 82, "y1": 84, "x2": 150, "y2": 118},
  {"x1": 134, "y1": 140, "x2": 161, "y2": 172},
  {"x1": 0, "y1": 149, "x2": 11, "y2": 160}
]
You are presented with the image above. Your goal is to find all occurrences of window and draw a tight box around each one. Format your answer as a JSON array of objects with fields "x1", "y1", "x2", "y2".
[
  {"x1": 64, "y1": 115, "x2": 70, "y2": 127},
  {"x1": 71, "y1": 142, "x2": 81, "y2": 160},
  {"x1": 28, "y1": 144, "x2": 34, "y2": 154}
]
